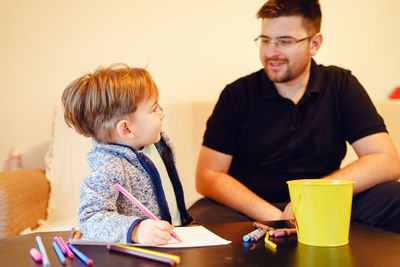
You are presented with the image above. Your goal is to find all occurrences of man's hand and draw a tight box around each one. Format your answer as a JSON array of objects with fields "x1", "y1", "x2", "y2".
[
  {"x1": 280, "y1": 202, "x2": 295, "y2": 220},
  {"x1": 327, "y1": 132, "x2": 400, "y2": 194},
  {"x1": 196, "y1": 146, "x2": 283, "y2": 221}
]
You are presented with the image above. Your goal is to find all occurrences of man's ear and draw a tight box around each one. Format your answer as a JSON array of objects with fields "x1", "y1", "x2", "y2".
[
  {"x1": 116, "y1": 120, "x2": 135, "y2": 140},
  {"x1": 310, "y1": 33, "x2": 323, "y2": 56}
]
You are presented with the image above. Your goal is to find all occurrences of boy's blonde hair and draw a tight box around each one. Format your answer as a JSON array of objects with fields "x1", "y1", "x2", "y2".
[{"x1": 62, "y1": 64, "x2": 159, "y2": 143}]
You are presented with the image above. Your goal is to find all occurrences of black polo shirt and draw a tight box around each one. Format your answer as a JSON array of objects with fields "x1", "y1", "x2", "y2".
[{"x1": 203, "y1": 59, "x2": 387, "y2": 202}]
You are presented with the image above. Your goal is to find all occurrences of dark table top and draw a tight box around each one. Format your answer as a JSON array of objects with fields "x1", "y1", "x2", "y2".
[{"x1": 1, "y1": 221, "x2": 399, "y2": 267}]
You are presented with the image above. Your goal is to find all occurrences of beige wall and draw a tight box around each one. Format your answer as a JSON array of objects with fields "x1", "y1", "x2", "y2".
[{"x1": 0, "y1": 0, "x2": 399, "y2": 170}]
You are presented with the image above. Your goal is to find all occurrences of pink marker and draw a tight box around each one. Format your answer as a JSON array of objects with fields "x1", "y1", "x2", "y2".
[
  {"x1": 114, "y1": 183, "x2": 182, "y2": 242},
  {"x1": 57, "y1": 236, "x2": 74, "y2": 259},
  {"x1": 30, "y1": 248, "x2": 42, "y2": 263}
]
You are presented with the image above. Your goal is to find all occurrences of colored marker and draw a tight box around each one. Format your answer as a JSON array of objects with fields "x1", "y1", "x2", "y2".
[
  {"x1": 30, "y1": 248, "x2": 42, "y2": 263},
  {"x1": 250, "y1": 228, "x2": 267, "y2": 242},
  {"x1": 52, "y1": 241, "x2": 66, "y2": 264},
  {"x1": 73, "y1": 230, "x2": 82, "y2": 240},
  {"x1": 114, "y1": 183, "x2": 182, "y2": 242},
  {"x1": 57, "y1": 236, "x2": 74, "y2": 259},
  {"x1": 108, "y1": 244, "x2": 180, "y2": 265},
  {"x1": 253, "y1": 222, "x2": 274, "y2": 232},
  {"x1": 269, "y1": 228, "x2": 297, "y2": 238},
  {"x1": 69, "y1": 244, "x2": 93, "y2": 266},
  {"x1": 243, "y1": 228, "x2": 261, "y2": 242},
  {"x1": 35, "y1": 236, "x2": 50, "y2": 267},
  {"x1": 67, "y1": 227, "x2": 75, "y2": 241},
  {"x1": 54, "y1": 237, "x2": 66, "y2": 255}
]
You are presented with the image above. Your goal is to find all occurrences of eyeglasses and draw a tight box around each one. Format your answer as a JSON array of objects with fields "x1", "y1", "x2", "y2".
[{"x1": 254, "y1": 34, "x2": 315, "y2": 48}]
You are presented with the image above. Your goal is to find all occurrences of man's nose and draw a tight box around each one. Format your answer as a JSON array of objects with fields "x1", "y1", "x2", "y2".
[{"x1": 262, "y1": 43, "x2": 281, "y2": 58}]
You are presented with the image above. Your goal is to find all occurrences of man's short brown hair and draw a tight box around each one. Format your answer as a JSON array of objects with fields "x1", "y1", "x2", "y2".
[
  {"x1": 62, "y1": 64, "x2": 159, "y2": 143},
  {"x1": 256, "y1": 0, "x2": 322, "y2": 34}
]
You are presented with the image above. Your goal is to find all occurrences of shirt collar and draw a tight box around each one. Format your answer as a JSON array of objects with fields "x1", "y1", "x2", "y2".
[{"x1": 261, "y1": 58, "x2": 321, "y2": 100}]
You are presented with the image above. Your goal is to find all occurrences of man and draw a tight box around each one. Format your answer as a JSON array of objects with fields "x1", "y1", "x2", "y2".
[{"x1": 189, "y1": 0, "x2": 400, "y2": 233}]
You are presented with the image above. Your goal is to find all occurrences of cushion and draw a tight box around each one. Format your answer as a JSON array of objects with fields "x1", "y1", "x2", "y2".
[
  {"x1": 42, "y1": 106, "x2": 91, "y2": 230},
  {"x1": 0, "y1": 169, "x2": 49, "y2": 237}
]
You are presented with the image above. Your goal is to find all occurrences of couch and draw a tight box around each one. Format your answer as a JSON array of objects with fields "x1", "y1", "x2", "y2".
[{"x1": 1, "y1": 100, "x2": 399, "y2": 239}]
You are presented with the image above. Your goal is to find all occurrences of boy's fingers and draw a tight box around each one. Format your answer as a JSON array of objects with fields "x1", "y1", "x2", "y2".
[
  {"x1": 149, "y1": 228, "x2": 172, "y2": 244},
  {"x1": 155, "y1": 221, "x2": 174, "y2": 232},
  {"x1": 157, "y1": 230, "x2": 173, "y2": 241}
]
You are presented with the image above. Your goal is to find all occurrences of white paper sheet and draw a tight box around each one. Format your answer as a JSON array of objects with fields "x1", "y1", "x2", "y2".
[{"x1": 68, "y1": 226, "x2": 231, "y2": 248}]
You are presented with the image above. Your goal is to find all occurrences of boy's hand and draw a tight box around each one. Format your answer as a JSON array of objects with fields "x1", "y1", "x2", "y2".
[{"x1": 131, "y1": 219, "x2": 174, "y2": 246}]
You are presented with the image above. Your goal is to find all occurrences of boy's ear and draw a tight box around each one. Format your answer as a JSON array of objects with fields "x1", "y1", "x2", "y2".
[{"x1": 116, "y1": 120, "x2": 135, "y2": 140}]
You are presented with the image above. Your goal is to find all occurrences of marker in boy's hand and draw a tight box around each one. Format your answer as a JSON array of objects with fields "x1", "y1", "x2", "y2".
[{"x1": 132, "y1": 219, "x2": 175, "y2": 246}]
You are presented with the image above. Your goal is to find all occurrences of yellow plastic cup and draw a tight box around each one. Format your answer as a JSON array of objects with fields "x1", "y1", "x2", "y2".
[{"x1": 287, "y1": 179, "x2": 354, "y2": 247}]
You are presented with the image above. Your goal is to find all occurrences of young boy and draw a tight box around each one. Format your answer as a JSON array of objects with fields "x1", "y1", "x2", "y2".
[{"x1": 61, "y1": 64, "x2": 193, "y2": 245}]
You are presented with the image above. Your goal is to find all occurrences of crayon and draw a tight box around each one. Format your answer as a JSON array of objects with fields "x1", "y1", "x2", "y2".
[
  {"x1": 250, "y1": 228, "x2": 267, "y2": 242},
  {"x1": 243, "y1": 228, "x2": 261, "y2": 242},
  {"x1": 269, "y1": 228, "x2": 297, "y2": 237},
  {"x1": 264, "y1": 232, "x2": 277, "y2": 250},
  {"x1": 253, "y1": 222, "x2": 274, "y2": 232}
]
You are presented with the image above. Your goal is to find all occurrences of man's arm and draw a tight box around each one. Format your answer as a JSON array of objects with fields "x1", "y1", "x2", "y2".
[
  {"x1": 281, "y1": 132, "x2": 400, "y2": 220},
  {"x1": 195, "y1": 145, "x2": 283, "y2": 221},
  {"x1": 325, "y1": 132, "x2": 400, "y2": 194}
]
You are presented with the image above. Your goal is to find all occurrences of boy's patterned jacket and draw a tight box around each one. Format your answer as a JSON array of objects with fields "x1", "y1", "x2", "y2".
[{"x1": 78, "y1": 133, "x2": 193, "y2": 243}]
